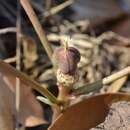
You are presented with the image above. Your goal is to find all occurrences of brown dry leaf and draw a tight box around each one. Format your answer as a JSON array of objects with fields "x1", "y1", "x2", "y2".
[
  {"x1": 0, "y1": 73, "x2": 47, "y2": 129},
  {"x1": 0, "y1": 74, "x2": 14, "y2": 130},
  {"x1": 49, "y1": 93, "x2": 130, "y2": 130},
  {"x1": 107, "y1": 76, "x2": 127, "y2": 93},
  {"x1": 5, "y1": 75, "x2": 48, "y2": 127},
  {"x1": 22, "y1": 35, "x2": 38, "y2": 69}
]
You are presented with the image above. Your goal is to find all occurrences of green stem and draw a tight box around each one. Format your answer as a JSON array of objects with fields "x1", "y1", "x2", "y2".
[
  {"x1": 52, "y1": 85, "x2": 70, "y2": 122},
  {"x1": 58, "y1": 85, "x2": 70, "y2": 102}
]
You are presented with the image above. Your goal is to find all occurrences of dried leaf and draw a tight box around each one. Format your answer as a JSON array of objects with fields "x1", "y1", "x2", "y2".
[
  {"x1": 0, "y1": 73, "x2": 48, "y2": 129},
  {"x1": 1, "y1": 73, "x2": 47, "y2": 127},
  {"x1": 22, "y1": 35, "x2": 38, "y2": 69},
  {"x1": 0, "y1": 74, "x2": 14, "y2": 130},
  {"x1": 49, "y1": 93, "x2": 130, "y2": 130}
]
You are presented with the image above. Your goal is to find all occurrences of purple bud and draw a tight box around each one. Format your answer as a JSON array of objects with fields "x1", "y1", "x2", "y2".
[{"x1": 54, "y1": 47, "x2": 80, "y2": 75}]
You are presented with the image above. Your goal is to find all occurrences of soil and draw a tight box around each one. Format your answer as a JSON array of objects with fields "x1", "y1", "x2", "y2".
[{"x1": 90, "y1": 101, "x2": 130, "y2": 130}]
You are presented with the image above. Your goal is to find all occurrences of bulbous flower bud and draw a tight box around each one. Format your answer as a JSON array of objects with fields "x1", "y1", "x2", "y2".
[
  {"x1": 53, "y1": 46, "x2": 80, "y2": 75},
  {"x1": 53, "y1": 45, "x2": 80, "y2": 89}
]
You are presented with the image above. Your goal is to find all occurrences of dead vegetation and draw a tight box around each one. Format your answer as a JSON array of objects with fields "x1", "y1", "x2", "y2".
[{"x1": 0, "y1": 0, "x2": 130, "y2": 130}]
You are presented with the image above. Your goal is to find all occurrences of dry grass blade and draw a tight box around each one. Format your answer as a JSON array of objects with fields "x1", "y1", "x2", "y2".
[
  {"x1": 20, "y1": 0, "x2": 53, "y2": 62},
  {"x1": 107, "y1": 76, "x2": 127, "y2": 93},
  {"x1": 4, "y1": 56, "x2": 16, "y2": 63},
  {"x1": 44, "y1": 0, "x2": 74, "y2": 18},
  {"x1": 0, "y1": 27, "x2": 16, "y2": 34},
  {"x1": 0, "y1": 60, "x2": 59, "y2": 104},
  {"x1": 103, "y1": 66, "x2": 130, "y2": 84},
  {"x1": 16, "y1": 1, "x2": 21, "y2": 128}
]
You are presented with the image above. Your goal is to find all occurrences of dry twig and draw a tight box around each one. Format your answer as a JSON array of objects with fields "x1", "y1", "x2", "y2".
[
  {"x1": 4, "y1": 56, "x2": 16, "y2": 63},
  {"x1": 15, "y1": 1, "x2": 21, "y2": 129},
  {"x1": 44, "y1": 0, "x2": 74, "y2": 18},
  {"x1": 20, "y1": 0, "x2": 53, "y2": 62},
  {"x1": 0, "y1": 27, "x2": 16, "y2": 34}
]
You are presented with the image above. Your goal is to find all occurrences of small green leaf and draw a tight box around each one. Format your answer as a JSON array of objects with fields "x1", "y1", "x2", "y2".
[
  {"x1": 37, "y1": 96, "x2": 54, "y2": 106},
  {"x1": 72, "y1": 80, "x2": 103, "y2": 95}
]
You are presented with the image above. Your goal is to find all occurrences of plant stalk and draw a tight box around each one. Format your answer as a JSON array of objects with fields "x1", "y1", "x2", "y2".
[
  {"x1": 20, "y1": 0, "x2": 53, "y2": 62},
  {"x1": 52, "y1": 85, "x2": 70, "y2": 122},
  {"x1": 0, "y1": 60, "x2": 59, "y2": 104},
  {"x1": 57, "y1": 85, "x2": 70, "y2": 103},
  {"x1": 44, "y1": 0, "x2": 74, "y2": 18},
  {"x1": 73, "y1": 66, "x2": 130, "y2": 95},
  {"x1": 103, "y1": 66, "x2": 130, "y2": 85}
]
